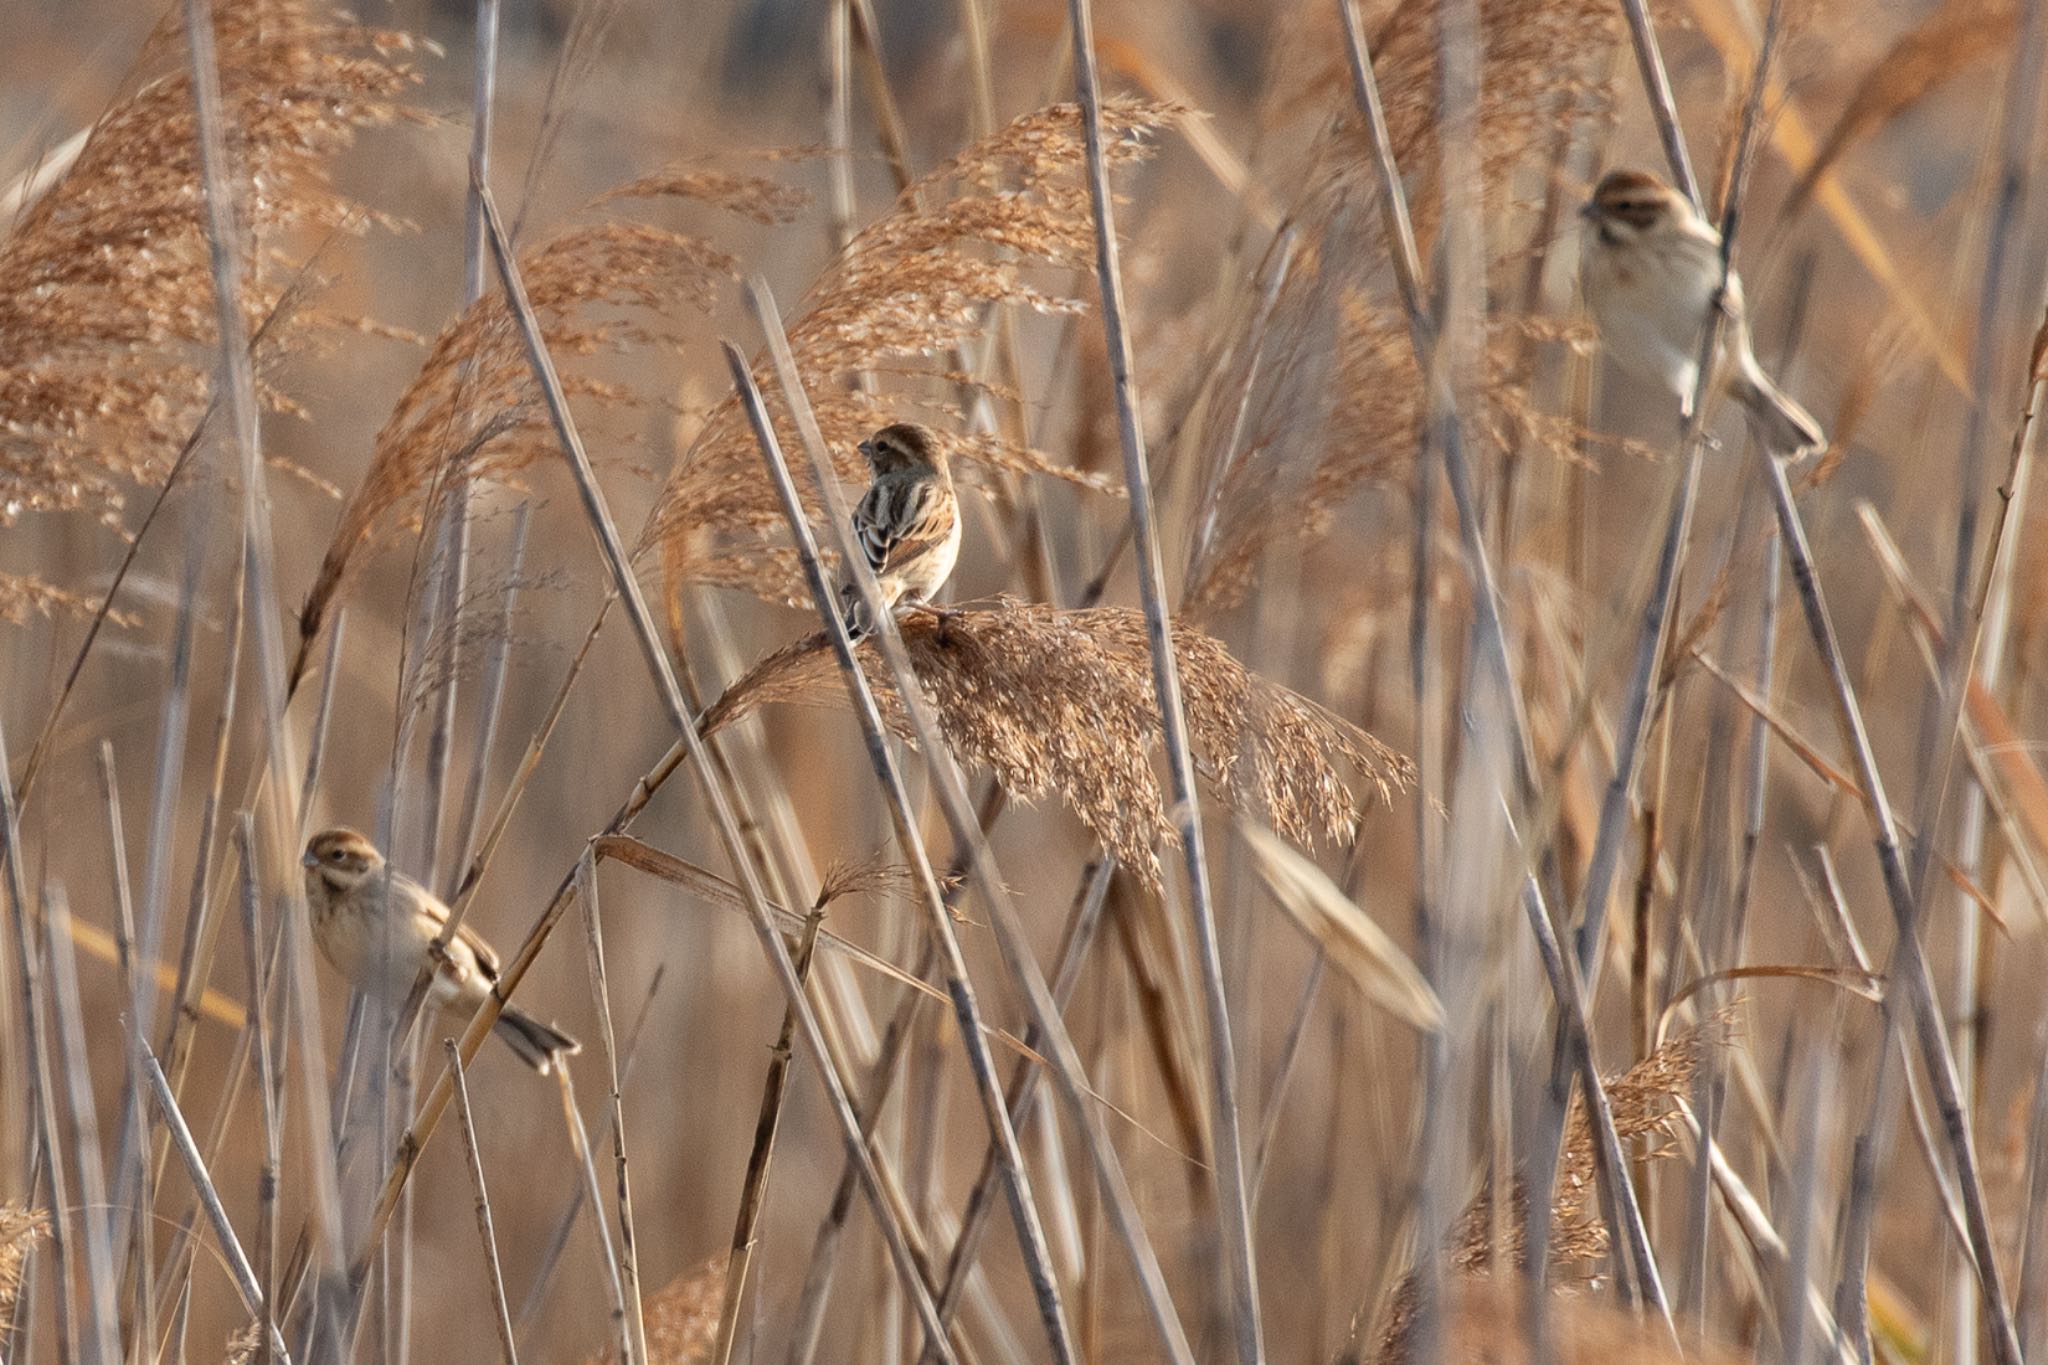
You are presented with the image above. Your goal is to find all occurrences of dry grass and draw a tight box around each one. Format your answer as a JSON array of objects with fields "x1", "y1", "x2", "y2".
[{"x1": 6, "y1": 1, "x2": 2047, "y2": 1362}]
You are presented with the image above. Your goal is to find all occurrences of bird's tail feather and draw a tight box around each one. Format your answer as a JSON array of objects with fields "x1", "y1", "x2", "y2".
[
  {"x1": 494, "y1": 1006, "x2": 580, "y2": 1074},
  {"x1": 1730, "y1": 361, "x2": 1823, "y2": 456}
]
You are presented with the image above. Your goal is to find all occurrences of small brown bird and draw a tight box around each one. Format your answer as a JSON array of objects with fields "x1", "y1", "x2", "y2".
[
  {"x1": 302, "y1": 828, "x2": 579, "y2": 1073},
  {"x1": 1579, "y1": 168, "x2": 1823, "y2": 456},
  {"x1": 839, "y1": 422, "x2": 962, "y2": 639}
]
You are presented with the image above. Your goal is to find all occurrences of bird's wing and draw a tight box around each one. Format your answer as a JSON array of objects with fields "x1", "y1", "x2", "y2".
[
  {"x1": 453, "y1": 920, "x2": 502, "y2": 982},
  {"x1": 402, "y1": 872, "x2": 502, "y2": 982},
  {"x1": 855, "y1": 477, "x2": 955, "y2": 578}
]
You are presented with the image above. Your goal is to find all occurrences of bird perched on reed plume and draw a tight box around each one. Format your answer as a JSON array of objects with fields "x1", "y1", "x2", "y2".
[
  {"x1": 1579, "y1": 167, "x2": 1823, "y2": 457},
  {"x1": 838, "y1": 422, "x2": 961, "y2": 639},
  {"x1": 301, "y1": 828, "x2": 579, "y2": 1073}
]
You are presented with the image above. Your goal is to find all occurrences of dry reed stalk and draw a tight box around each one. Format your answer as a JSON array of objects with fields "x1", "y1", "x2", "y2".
[
  {"x1": 644, "y1": 99, "x2": 1173, "y2": 608},
  {"x1": 698, "y1": 600, "x2": 1409, "y2": 881},
  {"x1": 708, "y1": 893, "x2": 826, "y2": 1365},
  {"x1": 574, "y1": 852, "x2": 649, "y2": 1365},
  {"x1": 0, "y1": 0, "x2": 415, "y2": 609},
  {"x1": 441, "y1": 1039, "x2": 516, "y2": 1365}
]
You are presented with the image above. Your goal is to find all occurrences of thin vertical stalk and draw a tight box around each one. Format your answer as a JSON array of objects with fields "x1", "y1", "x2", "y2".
[
  {"x1": 514, "y1": 967, "x2": 663, "y2": 1338},
  {"x1": 711, "y1": 898, "x2": 827, "y2": 1365},
  {"x1": 0, "y1": 708, "x2": 79, "y2": 1365},
  {"x1": 552, "y1": 1067, "x2": 631, "y2": 1363},
  {"x1": 1933, "y1": 12, "x2": 2045, "y2": 1358},
  {"x1": 418, "y1": 0, "x2": 503, "y2": 890},
  {"x1": 1615, "y1": 0, "x2": 1701, "y2": 207},
  {"x1": 43, "y1": 885, "x2": 120, "y2": 1364},
  {"x1": 572, "y1": 852, "x2": 647, "y2": 1365},
  {"x1": 181, "y1": 0, "x2": 300, "y2": 869},
  {"x1": 1063, "y1": 4, "x2": 1262, "y2": 1356},
  {"x1": 442, "y1": 1041, "x2": 517, "y2": 1365},
  {"x1": 449, "y1": 507, "x2": 529, "y2": 897},
  {"x1": 235, "y1": 818, "x2": 282, "y2": 1365}
]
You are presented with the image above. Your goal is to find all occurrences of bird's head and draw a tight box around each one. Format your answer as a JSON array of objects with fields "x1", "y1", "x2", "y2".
[
  {"x1": 857, "y1": 422, "x2": 946, "y2": 477},
  {"x1": 302, "y1": 827, "x2": 382, "y2": 893},
  {"x1": 1580, "y1": 168, "x2": 1690, "y2": 244}
]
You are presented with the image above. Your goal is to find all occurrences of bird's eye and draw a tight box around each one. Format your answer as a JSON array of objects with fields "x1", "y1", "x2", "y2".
[{"x1": 329, "y1": 850, "x2": 345, "y2": 861}]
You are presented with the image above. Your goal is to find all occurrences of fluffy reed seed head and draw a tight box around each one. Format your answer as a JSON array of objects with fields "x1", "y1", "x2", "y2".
[
  {"x1": 0, "y1": 0, "x2": 417, "y2": 550},
  {"x1": 1371, "y1": 1015, "x2": 1733, "y2": 1361},
  {"x1": 699, "y1": 598, "x2": 1411, "y2": 881}
]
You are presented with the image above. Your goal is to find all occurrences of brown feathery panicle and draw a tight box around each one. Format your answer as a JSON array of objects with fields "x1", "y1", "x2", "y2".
[
  {"x1": 1373, "y1": 1275, "x2": 1758, "y2": 1364},
  {"x1": 1270, "y1": 0, "x2": 1623, "y2": 216},
  {"x1": 296, "y1": 164, "x2": 805, "y2": 671},
  {"x1": 642, "y1": 98, "x2": 1183, "y2": 610},
  {"x1": 0, "y1": 0, "x2": 417, "y2": 535},
  {"x1": 698, "y1": 598, "x2": 1411, "y2": 881},
  {"x1": 584, "y1": 1251, "x2": 728, "y2": 1365},
  {"x1": 1369, "y1": 1015, "x2": 1734, "y2": 1362},
  {"x1": 0, "y1": 1204, "x2": 47, "y2": 1327}
]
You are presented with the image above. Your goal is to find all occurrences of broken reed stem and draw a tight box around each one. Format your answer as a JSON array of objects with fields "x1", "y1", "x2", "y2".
[
  {"x1": 1758, "y1": 451, "x2": 2023, "y2": 1364},
  {"x1": 1065, "y1": 3, "x2": 1263, "y2": 1358},
  {"x1": 741, "y1": 278, "x2": 1199, "y2": 1365},
  {"x1": 1333, "y1": 0, "x2": 1671, "y2": 1330},
  {"x1": 723, "y1": 337, "x2": 1078, "y2": 1365},
  {"x1": 573, "y1": 851, "x2": 648, "y2": 1365},
  {"x1": 712, "y1": 898, "x2": 827, "y2": 1365},
  {"x1": 464, "y1": 178, "x2": 960, "y2": 1359},
  {"x1": 140, "y1": 1041, "x2": 292, "y2": 1363},
  {"x1": 442, "y1": 1040, "x2": 518, "y2": 1365},
  {"x1": 552, "y1": 1065, "x2": 631, "y2": 1363}
]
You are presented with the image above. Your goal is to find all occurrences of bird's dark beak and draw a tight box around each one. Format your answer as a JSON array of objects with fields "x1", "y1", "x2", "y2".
[
  {"x1": 858, "y1": 440, "x2": 874, "y2": 462},
  {"x1": 300, "y1": 850, "x2": 319, "y2": 869}
]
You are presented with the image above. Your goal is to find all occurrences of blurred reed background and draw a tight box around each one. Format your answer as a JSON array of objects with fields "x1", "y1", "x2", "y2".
[{"x1": 3, "y1": 0, "x2": 2047, "y2": 1361}]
